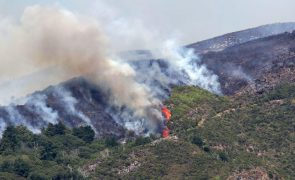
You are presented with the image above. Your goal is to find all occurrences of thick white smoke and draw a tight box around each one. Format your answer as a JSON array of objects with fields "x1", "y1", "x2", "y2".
[
  {"x1": 158, "y1": 40, "x2": 222, "y2": 94},
  {"x1": 52, "y1": 86, "x2": 98, "y2": 134},
  {"x1": 0, "y1": 92, "x2": 61, "y2": 136},
  {"x1": 26, "y1": 94, "x2": 58, "y2": 125},
  {"x1": 0, "y1": 120, "x2": 7, "y2": 137},
  {"x1": 5, "y1": 105, "x2": 41, "y2": 134}
]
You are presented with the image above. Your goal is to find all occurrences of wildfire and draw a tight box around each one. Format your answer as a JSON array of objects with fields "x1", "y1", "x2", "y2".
[
  {"x1": 162, "y1": 127, "x2": 170, "y2": 138},
  {"x1": 161, "y1": 106, "x2": 171, "y2": 120},
  {"x1": 161, "y1": 106, "x2": 171, "y2": 138}
]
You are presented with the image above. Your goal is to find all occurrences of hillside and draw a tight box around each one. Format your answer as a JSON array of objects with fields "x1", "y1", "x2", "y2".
[
  {"x1": 0, "y1": 78, "x2": 128, "y2": 139},
  {"x1": 2, "y1": 30, "x2": 295, "y2": 138},
  {"x1": 0, "y1": 83, "x2": 294, "y2": 179},
  {"x1": 91, "y1": 85, "x2": 294, "y2": 179},
  {"x1": 188, "y1": 22, "x2": 295, "y2": 53},
  {"x1": 0, "y1": 23, "x2": 295, "y2": 179},
  {"x1": 123, "y1": 26, "x2": 295, "y2": 96},
  {"x1": 200, "y1": 31, "x2": 295, "y2": 95},
  {"x1": 0, "y1": 23, "x2": 295, "y2": 136}
]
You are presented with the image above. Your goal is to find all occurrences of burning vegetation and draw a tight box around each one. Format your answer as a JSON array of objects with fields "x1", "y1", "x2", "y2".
[{"x1": 161, "y1": 106, "x2": 171, "y2": 138}]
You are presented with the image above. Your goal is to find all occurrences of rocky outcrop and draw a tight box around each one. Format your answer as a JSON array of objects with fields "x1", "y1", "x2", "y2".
[{"x1": 227, "y1": 168, "x2": 270, "y2": 180}]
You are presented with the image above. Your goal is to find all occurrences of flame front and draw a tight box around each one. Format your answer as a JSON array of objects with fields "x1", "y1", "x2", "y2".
[
  {"x1": 162, "y1": 127, "x2": 170, "y2": 138},
  {"x1": 161, "y1": 106, "x2": 171, "y2": 120},
  {"x1": 161, "y1": 106, "x2": 171, "y2": 138}
]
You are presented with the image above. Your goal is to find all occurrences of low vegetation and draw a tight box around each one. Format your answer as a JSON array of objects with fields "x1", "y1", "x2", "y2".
[
  {"x1": 0, "y1": 84, "x2": 294, "y2": 179},
  {"x1": 0, "y1": 123, "x2": 100, "y2": 179}
]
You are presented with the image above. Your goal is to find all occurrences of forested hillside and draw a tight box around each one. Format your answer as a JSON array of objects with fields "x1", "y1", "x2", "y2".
[{"x1": 0, "y1": 83, "x2": 294, "y2": 179}]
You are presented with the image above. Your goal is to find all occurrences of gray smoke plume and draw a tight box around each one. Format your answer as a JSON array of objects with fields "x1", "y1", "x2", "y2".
[
  {"x1": 158, "y1": 40, "x2": 222, "y2": 94},
  {"x1": 0, "y1": 5, "x2": 221, "y2": 136},
  {"x1": 5, "y1": 105, "x2": 41, "y2": 134},
  {"x1": 0, "y1": 119, "x2": 7, "y2": 137},
  {"x1": 0, "y1": 5, "x2": 161, "y2": 118},
  {"x1": 26, "y1": 94, "x2": 58, "y2": 125},
  {"x1": 0, "y1": 92, "x2": 60, "y2": 136},
  {"x1": 52, "y1": 86, "x2": 98, "y2": 134}
]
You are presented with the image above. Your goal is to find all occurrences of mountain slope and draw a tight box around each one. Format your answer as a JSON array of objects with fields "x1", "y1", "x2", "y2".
[
  {"x1": 0, "y1": 23, "x2": 295, "y2": 179},
  {"x1": 1, "y1": 24, "x2": 295, "y2": 138},
  {"x1": 200, "y1": 30, "x2": 295, "y2": 95},
  {"x1": 0, "y1": 84, "x2": 293, "y2": 179},
  {"x1": 92, "y1": 84, "x2": 295, "y2": 179},
  {"x1": 123, "y1": 24, "x2": 295, "y2": 96},
  {"x1": 0, "y1": 78, "x2": 127, "y2": 139},
  {"x1": 188, "y1": 22, "x2": 295, "y2": 53}
]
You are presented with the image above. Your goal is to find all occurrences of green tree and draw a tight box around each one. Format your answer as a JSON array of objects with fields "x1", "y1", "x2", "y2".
[
  {"x1": 134, "y1": 137, "x2": 151, "y2": 146},
  {"x1": 72, "y1": 126, "x2": 95, "y2": 143},
  {"x1": 44, "y1": 122, "x2": 66, "y2": 136},
  {"x1": 218, "y1": 152, "x2": 229, "y2": 162},
  {"x1": 40, "y1": 141, "x2": 57, "y2": 160},
  {"x1": 203, "y1": 145, "x2": 210, "y2": 153},
  {"x1": 29, "y1": 172, "x2": 49, "y2": 180},
  {"x1": 0, "y1": 160, "x2": 14, "y2": 173},
  {"x1": 191, "y1": 136, "x2": 204, "y2": 147},
  {"x1": 105, "y1": 137, "x2": 118, "y2": 147},
  {"x1": 0, "y1": 126, "x2": 19, "y2": 154},
  {"x1": 14, "y1": 159, "x2": 31, "y2": 177}
]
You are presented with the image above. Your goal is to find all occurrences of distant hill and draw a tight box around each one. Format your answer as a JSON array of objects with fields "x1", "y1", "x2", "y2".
[{"x1": 187, "y1": 22, "x2": 295, "y2": 53}]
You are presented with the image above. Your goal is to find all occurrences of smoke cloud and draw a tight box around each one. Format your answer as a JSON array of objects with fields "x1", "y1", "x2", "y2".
[
  {"x1": 159, "y1": 40, "x2": 221, "y2": 94},
  {"x1": 5, "y1": 105, "x2": 40, "y2": 134},
  {"x1": 0, "y1": 120, "x2": 6, "y2": 137},
  {"x1": 0, "y1": 5, "x2": 160, "y2": 117},
  {"x1": 0, "y1": 4, "x2": 221, "y2": 135},
  {"x1": 52, "y1": 86, "x2": 98, "y2": 134},
  {"x1": 26, "y1": 94, "x2": 58, "y2": 125}
]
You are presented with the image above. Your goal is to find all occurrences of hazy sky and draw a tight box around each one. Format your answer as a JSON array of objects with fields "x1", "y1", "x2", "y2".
[{"x1": 1, "y1": 0, "x2": 295, "y2": 45}]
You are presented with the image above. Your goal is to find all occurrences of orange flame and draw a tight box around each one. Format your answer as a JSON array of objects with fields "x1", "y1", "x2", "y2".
[
  {"x1": 161, "y1": 106, "x2": 171, "y2": 121},
  {"x1": 161, "y1": 106, "x2": 172, "y2": 138},
  {"x1": 162, "y1": 127, "x2": 170, "y2": 138}
]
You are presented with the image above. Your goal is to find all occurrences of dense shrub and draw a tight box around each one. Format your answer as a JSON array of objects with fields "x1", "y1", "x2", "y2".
[
  {"x1": 14, "y1": 159, "x2": 31, "y2": 177},
  {"x1": 134, "y1": 137, "x2": 152, "y2": 146},
  {"x1": 0, "y1": 126, "x2": 20, "y2": 154},
  {"x1": 44, "y1": 122, "x2": 66, "y2": 136},
  {"x1": 73, "y1": 126, "x2": 95, "y2": 143},
  {"x1": 105, "y1": 137, "x2": 118, "y2": 147},
  {"x1": 0, "y1": 160, "x2": 14, "y2": 173},
  {"x1": 0, "y1": 159, "x2": 31, "y2": 178},
  {"x1": 29, "y1": 172, "x2": 49, "y2": 180},
  {"x1": 0, "y1": 124, "x2": 97, "y2": 179},
  {"x1": 40, "y1": 141, "x2": 57, "y2": 161},
  {"x1": 191, "y1": 136, "x2": 204, "y2": 147},
  {"x1": 218, "y1": 152, "x2": 229, "y2": 162},
  {"x1": 203, "y1": 146, "x2": 210, "y2": 153}
]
